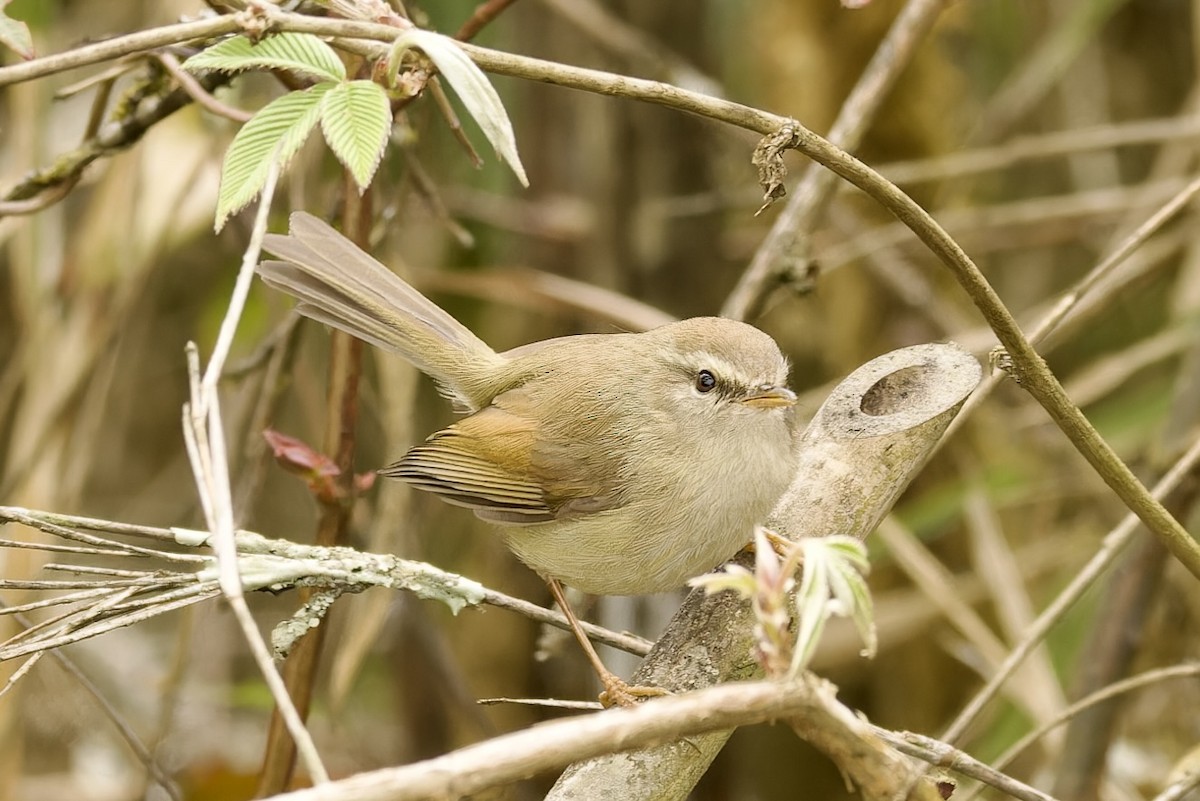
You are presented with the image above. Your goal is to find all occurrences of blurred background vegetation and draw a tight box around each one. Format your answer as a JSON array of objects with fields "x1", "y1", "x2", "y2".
[{"x1": 2, "y1": 0, "x2": 1200, "y2": 799}]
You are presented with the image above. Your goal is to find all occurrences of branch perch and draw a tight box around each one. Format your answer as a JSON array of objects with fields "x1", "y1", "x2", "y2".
[{"x1": 264, "y1": 678, "x2": 860, "y2": 801}]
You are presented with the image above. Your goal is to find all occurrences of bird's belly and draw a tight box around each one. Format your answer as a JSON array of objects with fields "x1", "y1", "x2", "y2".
[{"x1": 500, "y1": 507, "x2": 754, "y2": 596}]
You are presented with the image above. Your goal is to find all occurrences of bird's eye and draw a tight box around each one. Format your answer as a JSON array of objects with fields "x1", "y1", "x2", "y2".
[{"x1": 695, "y1": 370, "x2": 717, "y2": 393}]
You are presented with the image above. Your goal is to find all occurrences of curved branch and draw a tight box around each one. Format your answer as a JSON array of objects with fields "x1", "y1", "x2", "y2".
[
  {"x1": 265, "y1": 677, "x2": 941, "y2": 801},
  {"x1": 0, "y1": 15, "x2": 241, "y2": 86},
  {"x1": 764, "y1": 121, "x2": 1200, "y2": 579}
]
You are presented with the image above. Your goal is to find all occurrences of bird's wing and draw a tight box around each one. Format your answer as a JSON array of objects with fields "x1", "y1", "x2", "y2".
[{"x1": 381, "y1": 393, "x2": 623, "y2": 524}]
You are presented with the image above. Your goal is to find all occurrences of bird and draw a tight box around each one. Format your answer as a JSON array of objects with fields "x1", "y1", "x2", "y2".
[{"x1": 258, "y1": 212, "x2": 799, "y2": 705}]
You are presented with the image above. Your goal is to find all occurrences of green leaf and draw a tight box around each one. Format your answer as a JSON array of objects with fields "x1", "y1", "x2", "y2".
[
  {"x1": 184, "y1": 32, "x2": 345, "y2": 83},
  {"x1": 215, "y1": 84, "x2": 331, "y2": 231},
  {"x1": 318, "y1": 80, "x2": 392, "y2": 193},
  {"x1": 791, "y1": 544, "x2": 831, "y2": 674},
  {"x1": 0, "y1": 0, "x2": 33, "y2": 60},
  {"x1": 390, "y1": 29, "x2": 528, "y2": 186},
  {"x1": 789, "y1": 536, "x2": 875, "y2": 675}
]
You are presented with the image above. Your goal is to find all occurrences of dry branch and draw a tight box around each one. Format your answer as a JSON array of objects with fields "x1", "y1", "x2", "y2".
[
  {"x1": 0, "y1": 508, "x2": 648, "y2": 661},
  {"x1": 262, "y1": 677, "x2": 926, "y2": 801}
]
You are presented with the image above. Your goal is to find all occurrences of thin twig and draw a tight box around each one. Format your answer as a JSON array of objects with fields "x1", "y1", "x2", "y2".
[
  {"x1": 154, "y1": 51, "x2": 252, "y2": 122},
  {"x1": 481, "y1": 589, "x2": 652, "y2": 656},
  {"x1": 477, "y1": 696, "x2": 602, "y2": 710},
  {"x1": 0, "y1": 587, "x2": 223, "y2": 662},
  {"x1": 0, "y1": 652, "x2": 42, "y2": 702},
  {"x1": 8, "y1": 526, "x2": 202, "y2": 563},
  {"x1": 1032, "y1": 173, "x2": 1200, "y2": 349},
  {"x1": 427, "y1": 76, "x2": 485, "y2": 170},
  {"x1": 880, "y1": 114, "x2": 1200, "y2": 185},
  {"x1": 0, "y1": 15, "x2": 242, "y2": 86},
  {"x1": 722, "y1": 0, "x2": 946, "y2": 320},
  {"x1": 3, "y1": 585, "x2": 143, "y2": 649},
  {"x1": 0, "y1": 537, "x2": 144, "y2": 558},
  {"x1": 974, "y1": 664, "x2": 1200, "y2": 799},
  {"x1": 0, "y1": 600, "x2": 182, "y2": 800},
  {"x1": 0, "y1": 507, "x2": 177, "y2": 541},
  {"x1": 0, "y1": 587, "x2": 117, "y2": 616},
  {"x1": 0, "y1": 577, "x2": 191, "y2": 590},
  {"x1": 455, "y1": 0, "x2": 521, "y2": 42},
  {"x1": 42, "y1": 564, "x2": 163, "y2": 579},
  {"x1": 871, "y1": 727, "x2": 1058, "y2": 801},
  {"x1": 181, "y1": 156, "x2": 331, "y2": 785},
  {"x1": 98, "y1": 581, "x2": 219, "y2": 617},
  {"x1": 940, "y1": 432, "x2": 1200, "y2": 744}
]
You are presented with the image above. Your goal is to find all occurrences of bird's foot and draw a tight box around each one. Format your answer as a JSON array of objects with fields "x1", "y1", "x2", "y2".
[
  {"x1": 743, "y1": 527, "x2": 797, "y2": 560},
  {"x1": 598, "y1": 672, "x2": 670, "y2": 708}
]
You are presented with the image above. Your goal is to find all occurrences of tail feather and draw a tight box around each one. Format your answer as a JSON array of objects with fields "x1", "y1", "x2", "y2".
[
  {"x1": 259, "y1": 212, "x2": 505, "y2": 411},
  {"x1": 258, "y1": 260, "x2": 404, "y2": 354}
]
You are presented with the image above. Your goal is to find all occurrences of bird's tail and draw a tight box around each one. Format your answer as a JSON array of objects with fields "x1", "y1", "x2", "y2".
[{"x1": 259, "y1": 212, "x2": 505, "y2": 411}]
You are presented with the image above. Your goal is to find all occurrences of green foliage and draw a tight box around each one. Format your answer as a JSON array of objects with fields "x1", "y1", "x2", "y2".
[
  {"x1": 319, "y1": 80, "x2": 393, "y2": 193},
  {"x1": 791, "y1": 536, "x2": 875, "y2": 675},
  {"x1": 692, "y1": 531, "x2": 876, "y2": 678},
  {"x1": 183, "y1": 29, "x2": 526, "y2": 229},
  {"x1": 0, "y1": 0, "x2": 32, "y2": 59},
  {"x1": 185, "y1": 33, "x2": 396, "y2": 229},
  {"x1": 387, "y1": 28, "x2": 528, "y2": 186},
  {"x1": 214, "y1": 84, "x2": 331, "y2": 230},
  {"x1": 183, "y1": 31, "x2": 346, "y2": 83}
]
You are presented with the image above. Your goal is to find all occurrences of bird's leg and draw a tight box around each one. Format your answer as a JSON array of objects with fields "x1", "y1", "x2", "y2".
[{"x1": 545, "y1": 578, "x2": 667, "y2": 708}]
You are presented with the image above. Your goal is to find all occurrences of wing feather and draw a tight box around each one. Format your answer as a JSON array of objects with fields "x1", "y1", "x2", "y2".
[{"x1": 382, "y1": 391, "x2": 624, "y2": 524}]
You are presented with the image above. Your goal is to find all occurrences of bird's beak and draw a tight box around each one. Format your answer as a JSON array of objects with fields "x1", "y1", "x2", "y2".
[{"x1": 738, "y1": 385, "x2": 797, "y2": 409}]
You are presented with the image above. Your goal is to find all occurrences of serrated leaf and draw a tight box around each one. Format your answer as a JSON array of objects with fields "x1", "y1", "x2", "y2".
[
  {"x1": 825, "y1": 535, "x2": 871, "y2": 570},
  {"x1": 318, "y1": 80, "x2": 392, "y2": 193},
  {"x1": 390, "y1": 29, "x2": 528, "y2": 186},
  {"x1": 0, "y1": 1, "x2": 33, "y2": 60},
  {"x1": 215, "y1": 84, "x2": 331, "y2": 231},
  {"x1": 184, "y1": 32, "x2": 345, "y2": 83},
  {"x1": 833, "y1": 559, "x2": 877, "y2": 658},
  {"x1": 788, "y1": 536, "x2": 876, "y2": 675},
  {"x1": 791, "y1": 545, "x2": 831, "y2": 675}
]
